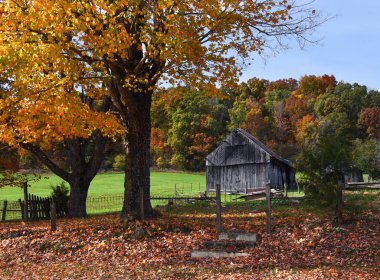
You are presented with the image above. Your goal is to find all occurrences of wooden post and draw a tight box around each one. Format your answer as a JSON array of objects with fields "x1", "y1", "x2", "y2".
[
  {"x1": 336, "y1": 180, "x2": 344, "y2": 225},
  {"x1": 140, "y1": 187, "x2": 145, "y2": 220},
  {"x1": 50, "y1": 199, "x2": 57, "y2": 231},
  {"x1": 174, "y1": 184, "x2": 177, "y2": 196},
  {"x1": 23, "y1": 181, "x2": 28, "y2": 221},
  {"x1": 18, "y1": 199, "x2": 24, "y2": 220},
  {"x1": 284, "y1": 183, "x2": 288, "y2": 198},
  {"x1": 265, "y1": 181, "x2": 271, "y2": 234},
  {"x1": 2, "y1": 200, "x2": 7, "y2": 222},
  {"x1": 216, "y1": 183, "x2": 222, "y2": 234}
]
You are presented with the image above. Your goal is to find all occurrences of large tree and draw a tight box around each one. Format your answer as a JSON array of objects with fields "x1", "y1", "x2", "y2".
[
  {"x1": 0, "y1": 69, "x2": 121, "y2": 217},
  {"x1": 0, "y1": 0, "x2": 324, "y2": 219}
]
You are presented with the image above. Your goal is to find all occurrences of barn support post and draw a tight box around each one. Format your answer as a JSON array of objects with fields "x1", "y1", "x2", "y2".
[
  {"x1": 23, "y1": 181, "x2": 28, "y2": 221},
  {"x1": 216, "y1": 183, "x2": 222, "y2": 234},
  {"x1": 265, "y1": 181, "x2": 272, "y2": 234}
]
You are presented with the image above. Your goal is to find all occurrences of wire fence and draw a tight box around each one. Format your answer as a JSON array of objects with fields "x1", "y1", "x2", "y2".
[{"x1": 0, "y1": 184, "x2": 216, "y2": 221}]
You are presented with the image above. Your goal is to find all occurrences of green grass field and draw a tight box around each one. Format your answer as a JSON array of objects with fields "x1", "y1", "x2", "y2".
[{"x1": 0, "y1": 171, "x2": 207, "y2": 201}]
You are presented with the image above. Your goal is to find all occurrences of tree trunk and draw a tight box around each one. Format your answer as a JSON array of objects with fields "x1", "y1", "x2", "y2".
[
  {"x1": 121, "y1": 92, "x2": 153, "y2": 220},
  {"x1": 68, "y1": 179, "x2": 90, "y2": 218}
]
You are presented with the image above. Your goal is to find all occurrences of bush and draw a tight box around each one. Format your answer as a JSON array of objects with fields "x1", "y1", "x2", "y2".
[
  {"x1": 50, "y1": 181, "x2": 69, "y2": 217},
  {"x1": 113, "y1": 154, "x2": 126, "y2": 171}
]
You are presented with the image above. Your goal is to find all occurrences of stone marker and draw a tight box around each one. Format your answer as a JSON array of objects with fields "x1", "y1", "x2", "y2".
[
  {"x1": 218, "y1": 232, "x2": 257, "y2": 242},
  {"x1": 191, "y1": 251, "x2": 250, "y2": 258}
]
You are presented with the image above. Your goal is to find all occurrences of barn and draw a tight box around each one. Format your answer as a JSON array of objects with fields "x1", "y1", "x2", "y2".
[{"x1": 206, "y1": 128, "x2": 296, "y2": 193}]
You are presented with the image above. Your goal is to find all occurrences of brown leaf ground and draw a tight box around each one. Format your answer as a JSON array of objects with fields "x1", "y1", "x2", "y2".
[{"x1": 1, "y1": 192, "x2": 379, "y2": 279}]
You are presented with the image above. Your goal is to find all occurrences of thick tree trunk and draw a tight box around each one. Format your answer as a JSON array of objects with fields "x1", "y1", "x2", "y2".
[
  {"x1": 121, "y1": 92, "x2": 153, "y2": 220},
  {"x1": 68, "y1": 178, "x2": 90, "y2": 218}
]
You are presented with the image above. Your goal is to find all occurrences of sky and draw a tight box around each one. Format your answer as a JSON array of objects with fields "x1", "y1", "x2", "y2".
[{"x1": 240, "y1": 1, "x2": 380, "y2": 91}]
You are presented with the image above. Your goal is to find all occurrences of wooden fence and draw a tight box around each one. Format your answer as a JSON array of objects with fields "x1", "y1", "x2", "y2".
[
  {"x1": 22, "y1": 194, "x2": 51, "y2": 220},
  {"x1": 1, "y1": 194, "x2": 50, "y2": 222},
  {"x1": 345, "y1": 181, "x2": 380, "y2": 190}
]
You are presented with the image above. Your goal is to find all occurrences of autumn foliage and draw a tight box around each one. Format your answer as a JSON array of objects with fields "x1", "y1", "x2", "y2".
[{"x1": 1, "y1": 194, "x2": 379, "y2": 279}]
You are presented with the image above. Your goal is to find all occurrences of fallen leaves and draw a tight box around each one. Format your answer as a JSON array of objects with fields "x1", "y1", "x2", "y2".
[{"x1": 0, "y1": 202, "x2": 379, "y2": 279}]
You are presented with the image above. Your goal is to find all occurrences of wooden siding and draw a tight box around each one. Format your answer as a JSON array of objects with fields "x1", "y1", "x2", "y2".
[
  {"x1": 206, "y1": 129, "x2": 296, "y2": 193},
  {"x1": 344, "y1": 170, "x2": 364, "y2": 183},
  {"x1": 207, "y1": 163, "x2": 270, "y2": 193},
  {"x1": 206, "y1": 131, "x2": 270, "y2": 167}
]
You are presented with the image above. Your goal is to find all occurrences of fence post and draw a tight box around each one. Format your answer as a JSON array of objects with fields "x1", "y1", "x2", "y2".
[
  {"x1": 174, "y1": 184, "x2": 177, "y2": 196},
  {"x1": 50, "y1": 199, "x2": 57, "y2": 231},
  {"x1": 23, "y1": 181, "x2": 28, "y2": 221},
  {"x1": 265, "y1": 181, "x2": 272, "y2": 234},
  {"x1": 2, "y1": 200, "x2": 7, "y2": 222},
  {"x1": 140, "y1": 187, "x2": 145, "y2": 220},
  {"x1": 284, "y1": 183, "x2": 288, "y2": 198},
  {"x1": 216, "y1": 183, "x2": 222, "y2": 234}
]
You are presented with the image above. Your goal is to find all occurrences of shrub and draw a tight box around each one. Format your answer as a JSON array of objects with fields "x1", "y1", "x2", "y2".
[
  {"x1": 50, "y1": 181, "x2": 69, "y2": 217},
  {"x1": 113, "y1": 154, "x2": 126, "y2": 171}
]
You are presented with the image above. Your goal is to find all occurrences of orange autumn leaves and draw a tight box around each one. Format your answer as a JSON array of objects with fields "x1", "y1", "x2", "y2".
[{"x1": 0, "y1": 0, "x2": 321, "y2": 155}]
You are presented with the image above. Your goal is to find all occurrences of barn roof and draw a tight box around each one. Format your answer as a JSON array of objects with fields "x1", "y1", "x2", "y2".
[{"x1": 206, "y1": 128, "x2": 294, "y2": 168}]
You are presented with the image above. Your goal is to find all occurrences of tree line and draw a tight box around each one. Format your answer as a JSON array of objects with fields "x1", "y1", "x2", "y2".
[{"x1": 151, "y1": 75, "x2": 379, "y2": 176}]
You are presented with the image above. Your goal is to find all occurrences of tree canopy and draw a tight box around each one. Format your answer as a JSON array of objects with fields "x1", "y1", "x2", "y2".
[{"x1": 0, "y1": 0, "x2": 325, "y2": 219}]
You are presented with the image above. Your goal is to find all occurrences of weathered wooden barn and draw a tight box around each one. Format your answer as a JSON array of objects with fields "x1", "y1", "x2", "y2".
[{"x1": 206, "y1": 128, "x2": 296, "y2": 193}]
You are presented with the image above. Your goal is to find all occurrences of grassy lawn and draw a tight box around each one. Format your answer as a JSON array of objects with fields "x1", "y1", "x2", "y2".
[
  {"x1": 0, "y1": 171, "x2": 304, "y2": 220},
  {"x1": 0, "y1": 171, "x2": 207, "y2": 201}
]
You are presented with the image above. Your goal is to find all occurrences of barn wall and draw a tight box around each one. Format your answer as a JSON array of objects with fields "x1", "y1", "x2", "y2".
[
  {"x1": 206, "y1": 163, "x2": 270, "y2": 193},
  {"x1": 206, "y1": 131, "x2": 270, "y2": 167},
  {"x1": 344, "y1": 170, "x2": 364, "y2": 183},
  {"x1": 206, "y1": 129, "x2": 296, "y2": 193},
  {"x1": 269, "y1": 159, "x2": 296, "y2": 190}
]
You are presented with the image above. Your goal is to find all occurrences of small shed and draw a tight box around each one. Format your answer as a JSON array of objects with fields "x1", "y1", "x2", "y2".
[
  {"x1": 344, "y1": 167, "x2": 364, "y2": 183},
  {"x1": 206, "y1": 128, "x2": 296, "y2": 193}
]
